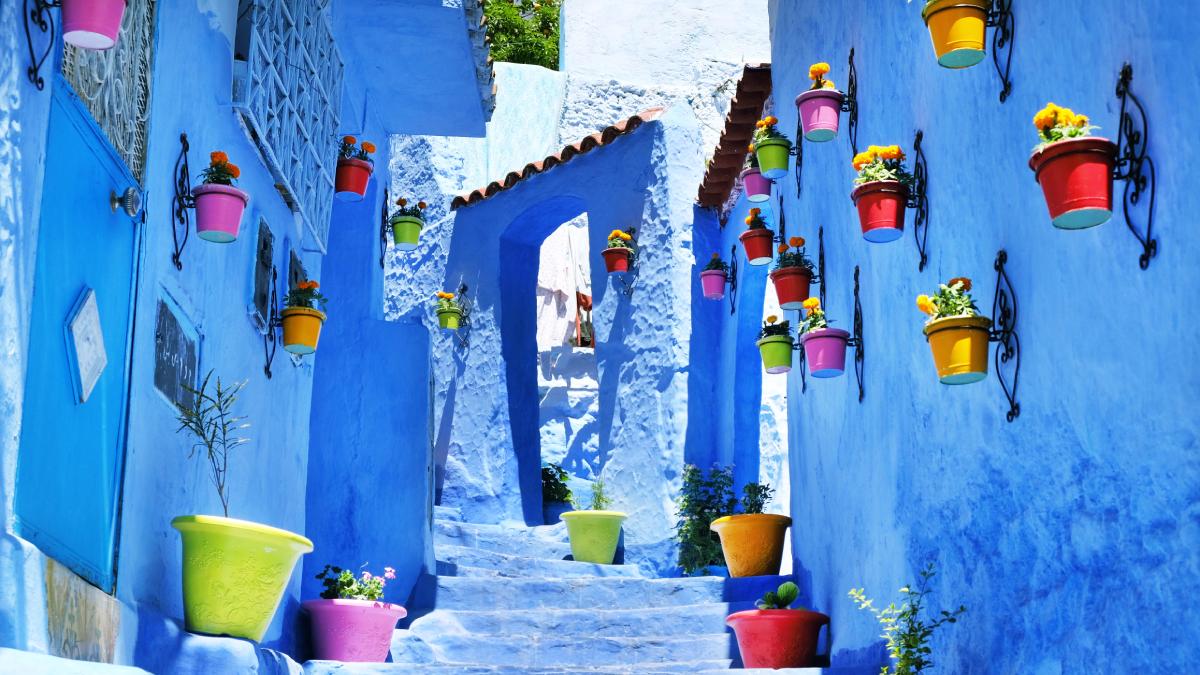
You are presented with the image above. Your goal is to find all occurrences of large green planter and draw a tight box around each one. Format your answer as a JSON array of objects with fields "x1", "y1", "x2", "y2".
[
  {"x1": 171, "y1": 515, "x2": 313, "y2": 641},
  {"x1": 561, "y1": 510, "x2": 627, "y2": 564},
  {"x1": 756, "y1": 335, "x2": 794, "y2": 374},
  {"x1": 755, "y1": 138, "x2": 792, "y2": 180},
  {"x1": 391, "y1": 215, "x2": 423, "y2": 251}
]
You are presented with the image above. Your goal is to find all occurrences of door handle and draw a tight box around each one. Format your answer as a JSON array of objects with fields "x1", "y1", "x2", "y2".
[{"x1": 110, "y1": 187, "x2": 143, "y2": 218}]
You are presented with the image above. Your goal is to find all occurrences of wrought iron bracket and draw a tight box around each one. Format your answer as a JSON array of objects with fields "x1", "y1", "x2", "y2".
[
  {"x1": 263, "y1": 265, "x2": 282, "y2": 379},
  {"x1": 816, "y1": 226, "x2": 826, "y2": 307},
  {"x1": 170, "y1": 133, "x2": 196, "y2": 271},
  {"x1": 791, "y1": 133, "x2": 804, "y2": 199},
  {"x1": 988, "y1": 250, "x2": 1020, "y2": 422},
  {"x1": 727, "y1": 245, "x2": 739, "y2": 315},
  {"x1": 909, "y1": 130, "x2": 931, "y2": 271},
  {"x1": 379, "y1": 188, "x2": 391, "y2": 269},
  {"x1": 848, "y1": 265, "x2": 865, "y2": 402},
  {"x1": 842, "y1": 47, "x2": 860, "y2": 155},
  {"x1": 23, "y1": 0, "x2": 63, "y2": 91},
  {"x1": 450, "y1": 281, "x2": 473, "y2": 349},
  {"x1": 1113, "y1": 63, "x2": 1157, "y2": 270},
  {"x1": 616, "y1": 231, "x2": 640, "y2": 298},
  {"x1": 987, "y1": 0, "x2": 1015, "y2": 103}
]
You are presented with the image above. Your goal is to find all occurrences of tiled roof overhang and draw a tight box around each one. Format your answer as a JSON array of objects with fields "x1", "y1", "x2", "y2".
[{"x1": 697, "y1": 64, "x2": 771, "y2": 209}]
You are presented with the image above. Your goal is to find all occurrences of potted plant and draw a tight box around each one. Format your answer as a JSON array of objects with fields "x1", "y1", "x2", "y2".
[
  {"x1": 849, "y1": 562, "x2": 966, "y2": 675},
  {"x1": 741, "y1": 151, "x2": 772, "y2": 203},
  {"x1": 390, "y1": 197, "x2": 428, "y2": 251},
  {"x1": 851, "y1": 144, "x2": 914, "y2": 243},
  {"x1": 726, "y1": 581, "x2": 831, "y2": 669},
  {"x1": 602, "y1": 229, "x2": 636, "y2": 274},
  {"x1": 304, "y1": 564, "x2": 407, "y2": 662},
  {"x1": 770, "y1": 236, "x2": 814, "y2": 310},
  {"x1": 700, "y1": 253, "x2": 730, "y2": 301},
  {"x1": 171, "y1": 371, "x2": 313, "y2": 642},
  {"x1": 334, "y1": 136, "x2": 376, "y2": 201},
  {"x1": 921, "y1": 0, "x2": 990, "y2": 69},
  {"x1": 675, "y1": 464, "x2": 737, "y2": 576},
  {"x1": 756, "y1": 315, "x2": 793, "y2": 374},
  {"x1": 281, "y1": 279, "x2": 327, "y2": 355},
  {"x1": 434, "y1": 291, "x2": 464, "y2": 331},
  {"x1": 62, "y1": 0, "x2": 127, "y2": 50},
  {"x1": 542, "y1": 463, "x2": 574, "y2": 525},
  {"x1": 739, "y1": 208, "x2": 774, "y2": 266},
  {"x1": 752, "y1": 116, "x2": 792, "y2": 180},
  {"x1": 798, "y1": 297, "x2": 850, "y2": 379},
  {"x1": 710, "y1": 482, "x2": 791, "y2": 577},
  {"x1": 194, "y1": 151, "x2": 249, "y2": 243},
  {"x1": 794, "y1": 62, "x2": 845, "y2": 142},
  {"x1": 1028, "y1": 103, "x2": 1117, "y2": 230},
  {"x1": 561, "y1": 477, "x2": 627, "y2": 565},
  {"x1": 917, "y1": 277, "x2": 991, "y2": 384}
]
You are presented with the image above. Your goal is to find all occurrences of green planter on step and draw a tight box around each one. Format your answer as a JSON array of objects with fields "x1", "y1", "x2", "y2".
[{"x1": 561, "y1": 510, "x2": 627, "y2": 564}]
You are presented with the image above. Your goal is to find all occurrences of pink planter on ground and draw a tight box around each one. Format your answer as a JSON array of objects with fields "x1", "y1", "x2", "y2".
[
  {"x1": 304, "y1": 599, "x2": 407, "y2": 663},
  {"x1": 794, "y1": 89, "x2": 845, "y2": 143},
  {"x1": 800, "y1": 328, "x2": 849, "y2": 378},
  {"x1": 700, "y1": 270, "x2": 727, "y2": 300},
  {"x1": 741, "y1": 168, "x2": 772, "y2": 203},
  {"x1": 194, "y1": 183, "x2": 250, "y2": 243},
  {"x1": 62, "y1": 0, "x2": 127, "y2": 50}
]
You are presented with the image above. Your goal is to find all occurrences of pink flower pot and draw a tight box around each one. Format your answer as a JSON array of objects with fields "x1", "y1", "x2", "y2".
[
  {"x1": 700, "y1": 269, "x2": 727, "y2": 300},
  {"x1": 741, "y1": 168, "x2": 772, "y2": 203},
  {"x1": 304, "y1": 598, "x2": 407, "y2": 663},
  {"x1": 794, "y1": 89, "x2": 845, "y2": 143},
  {"x1": 800, "y1": 328, "x2": 849, "y2": 378},
  {"x1": 194, "y1": 183, "x2": 250, "y2": 243},
  {"x1": 62, "y1": 0, "x2": 127, "y2": 50}
]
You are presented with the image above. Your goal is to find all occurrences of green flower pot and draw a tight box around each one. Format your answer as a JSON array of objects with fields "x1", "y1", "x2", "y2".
[
  {"x1": 755, "y1": 138, "x2": 792, "y2": 180},
  {"x1": 561, "y1": 510, "x2": 627, "y2": 564},
  {"x1": 171, "y1": 515, "x2": 313, "y2": 641},
  {"x1": 391, "y1": 215, "x2": 423, "y2": 251},
  {"x1": 757, "y1": 335, "x2": 794, "y2": 374},
  {"x1": 437, "y1": 308, "x2": 463, "y2": 331}
]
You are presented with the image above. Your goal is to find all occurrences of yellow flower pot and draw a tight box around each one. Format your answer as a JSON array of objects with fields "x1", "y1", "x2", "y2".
[
  {"x1": 561, "y1": 510, "x2": 627, "y2": 564},
  {"x1": 922, "y1": 0, "x2": 990, "y2": 69},
  {"x1": 923, "y1": 315, "x2": 992, "y2": 384},
  {"x1": 710, "y1": 514, "x2": 792, "y2": 578},
  {"x1": 281, "y1": 307, "x2": 326, "y2": 355}
]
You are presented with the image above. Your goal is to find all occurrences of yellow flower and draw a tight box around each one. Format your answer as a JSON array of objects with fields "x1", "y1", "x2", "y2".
[
  {"x1": 878, "y1": 145, "x2": 905, "y2": 161},
  {"x1": 808, "y1": 62, "x2": 831, "y2": 80},
  {"x1": 756, "y1": 120, "x2": 767, "y2": 129},
  {"x1": 916, "y1": 294, "x2": 936, "y2": 315},
  {"x1": 822, "y1": 79, "x2": 836, "y2": 89},
  {"x1": 766, "y1": 116, "x2": 778, "y2": 126},
  {"x1": 766, "y1": 315, "x2": 778, "y2": 324},
  {"x1": 802, "y1": 297, "x2": 821, "y2": 311},
  {"x1": 1033, "y1": 103, "x2": 1060, "y2": 131},
  {"x1": 748, "y1": 144, "x2": 756, "y2": 153},
  {"x1": 852, "y1": 151, "x2": 875, "y2": 172},
  {"x1": 745, "y1": 216, "x2": 753, "y2": 225},
  {"x1": 619, "y1": 231, "x2": 632, "y2": 241},
  {"x1": 1072, "y1": 113, "x2": 1089, "y2": 127}
]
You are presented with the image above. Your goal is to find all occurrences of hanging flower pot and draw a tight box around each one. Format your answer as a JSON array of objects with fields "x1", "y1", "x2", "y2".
[
  {"x1": 435, "y1": 292, "x2": 465, "y2": 331},
  {"x1": 334, "y1": 137, "x2": 377, "y2": 201},
  {"x1": 1028, "y1": 104, "x2": 1116, "y2": 230},
  {"x1": 741, "y1": 167, "x2": 772, "y2": 203},
  {"x1": 700, "y1": 253, "x2": 730, "y2": 300},
  {"x1": 752, "y1": 116, "x2": 793, "y2": 179},
  {"x1": 770, "y1": 236, "x2": 813, "y2": 310},
  {"x1": 727, "y1": 581, "x2": 831, "y2": 670},
  {"x1": 739, "y1": 209, "x2": 774, "y2": 266},
  {"x1": 850, "y1": 145, "x2": 913, "y2": 243},
  {"x1": 389, "y1": 197, "x2": 428, "y2": 250},
  {"x1": 194, "y1": 151, "x2": 248, "y2": 243},
  {"x1": 306, "y1": 564, "x2": 405, "y2": 662},
  {"x1": 62, "y1": 0, "x2": 127, "y2": 50},
  {"x1": 917, "y1": 278, "x2": 991, "y2": 384},
  {"x1": 922, "y1": 0, "x2": 990, "y2": 69},
  {"x1": 795, "y1": 63, "x2": 843, "y2": 142},
  {"x1": 710, "y1": 513, "x2": 791, "y2": 577},
  {"x1": 797, "y1": 297, "x2": 849, "y2": 378},
  {"x1": 281, "y1": 280, "x2": 327, "y2": 355},
  {"x1": 603, "y1": 228, "x2": 636, "y2": 274},
  {"x1": 756, "y1": 316, "x2": 794, "y2": 374}
]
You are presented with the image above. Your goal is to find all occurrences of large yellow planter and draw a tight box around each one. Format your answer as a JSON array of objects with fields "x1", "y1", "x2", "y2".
[
  {"x1": 281, "y1": 307, "x2": 326, "y2": 355},
  {"x1": 561, "y1": 510, "x2": 627, "y2": 564},
  {"x1": 171, "y1": 515, "x2": 313, "y2": 641},
  {"x1": 922, "y1": 0, "x2": 990, "y2": 69},
  {"x1": 710, "y1": 514, "x2": 791, "y2": 578},
  {"x1": 923, "y1": 315, "x2": 992, "y2": 384}
]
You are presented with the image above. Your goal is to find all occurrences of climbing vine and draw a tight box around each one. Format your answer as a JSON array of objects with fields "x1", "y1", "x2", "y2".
[{"x1": 483, "y1": 0, "x2": 561, "y2": 70}]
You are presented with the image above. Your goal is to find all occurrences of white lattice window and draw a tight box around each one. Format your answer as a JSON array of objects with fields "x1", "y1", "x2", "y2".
[{"x1": 233, "y1": 0, "x2": 343, "y2": 252}]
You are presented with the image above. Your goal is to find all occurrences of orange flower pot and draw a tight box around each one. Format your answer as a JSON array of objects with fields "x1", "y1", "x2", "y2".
[
  {"x1": 923, "y1": 315, "x2": 992, "y2": 384},
  {"x1": 281, "y1": 307, "x2": 326, "y2": 355},
  {"x1": 709, "y1": 514, "x2": 791, "y2": 577},
  {"x1": 922, "y1": 0, "x2": 990, "y2": 69}
]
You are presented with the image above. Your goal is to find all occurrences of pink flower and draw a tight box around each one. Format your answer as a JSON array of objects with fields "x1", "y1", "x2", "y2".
[
  {"x1": 384, "y1": 567, "x2": 396, "y2": 580},
  {"x1": 361, "y1": 571, "x2": 372, "y2": 581}
]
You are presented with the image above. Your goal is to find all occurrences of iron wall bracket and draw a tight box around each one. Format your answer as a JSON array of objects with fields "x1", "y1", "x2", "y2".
[
  {"x1": 987, "y1": 0, "x2": 1015, "y2": 103},
  {"x1": 988, "y1": 250, "x2": 1020, "y2": 422},
  {"x1": 170, "y1": 133, "x2": 196, "y2": 271},
  {"x1": 909, "y1": 130, "x2": 931, "y2": 271},
  {"x1": 23, "y1": 0, "x2": 63, "y2": 91},
  {"x1": 1113, "y1": 63, "x2": 1157, "y2": 270}
]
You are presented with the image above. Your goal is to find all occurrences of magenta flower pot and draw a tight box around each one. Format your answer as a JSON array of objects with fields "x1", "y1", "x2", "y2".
[
  {"x1": 700, "y1": 270, "x2": 727, "y2": 300},
  {"x1": 194, "y1": 183, "x2": 250, "y2": 243},
  {"x1": 304, "y1": 599, "x2": 407, "y2": 663},
  {"x1": 794, "y1": 89, "x2": 845, "y2": 143},
  {"x1": 62, "y1": 0, "x2": 127, "y2": 50},
  {"x1": 800, "y1": 328, "x2": 849, "y2": 378},
  {"x1": 741, "y1": 168, "x2": 772, "y2": 203}
]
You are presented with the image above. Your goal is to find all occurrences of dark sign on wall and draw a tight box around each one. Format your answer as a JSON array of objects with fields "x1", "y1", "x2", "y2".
[{"x1": 153, "y1": 298, "x2": 198, "y2": 410}]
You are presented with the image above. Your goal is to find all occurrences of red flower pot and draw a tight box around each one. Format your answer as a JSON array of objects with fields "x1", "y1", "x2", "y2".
[
  {"x1": 602, "y1": 247, "x2": 632, "y2": 274},
  {"x1": 739, "y1": 228, "x2": 774, "y2": 266},
  {"x1": 770, "y1": 266, "x2": 812, "y2": 310},
  {"x1": 335, "y1": 158, "x2": 373, "y2": 202},
  {"x1": 851, "y1": 180, "x2": 908, "y2": 243},
  {"x1": 1028, "y1": 137, "x2": 1118, "y2": 230},
  {"x1": 726, "y1": 609, "x2": 831, "y2": 669}
]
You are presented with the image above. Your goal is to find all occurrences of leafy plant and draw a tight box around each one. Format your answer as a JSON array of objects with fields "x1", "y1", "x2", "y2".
[
  {"x1": 743, "y1": 149, "x2": 760, "y2": 170},
  {"x1": 284, "y1": 279, "x2": 327, "y2": 310},
  {"x1": 483, "y1": 0, "x2": 561, "y2": 70},
  {"x1": 741, "y1": 482, "x2": 775, "y2": 514},
  {"x1": 1032, "y1": 102, "x2": 1097, "y2": 150},
  {"x1": 852, "y1": 144, "x2": 915, "y2": 186},
  {"x1": 542, "y1": 463, "x2": 573, "y2": 504},
  {"x1": 808, "y1": 61, "x2": 837, "y2": 91},
  {"x1": 675, "y1": 464, "x2": 737, "y2": 575},
  {"x1": 316, "y1": 564, "x2": 396, "y2": 601},
  {"x1": 752, "y1": 115, "x2": 788, "y2": 146},
  {"x1": 848, "y1": 562, "x2": 966, "y2": 675},
  {"x1": 606, "y1": 228, "x2": 636, "y2": 251},
  {"x1": 435, "y1": 291, "x2": 463, "y2": 314},
  {"x1": 199, "y1": 150, "x2": 241, "y2": 186},
  {"x1": 798, "y1": 297, "x2": 829, "y2": 334},
  {"x1": 175, "y1": 370, "x2": 250, "y2": 518},
  {"x1": 757, "y1": 580, "x2": 802, "y2": 610},
  {"x1": 704, "y1": 253, "x2": 729, "y2": 273},
  {"x1": 915, "y1": 278, "x2": 979, "y2": 322},
  {"x1": 338, "y1": 135, "x2": 376, "y2": 163},
  {"x1": 758, "y1": 315, "x2": 792, "y2": 341},
  {"x1": 392, "y1": 196, "x2": 427, "y2": 220},
  {"x1": 744, "y1": 207, "x2": 768, "y2": 230},
  {"x1": 774, "y1": 235, "x2": 814, "y2": 273}
]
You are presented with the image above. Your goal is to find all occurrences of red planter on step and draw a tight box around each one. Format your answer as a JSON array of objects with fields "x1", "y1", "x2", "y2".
[
  {"x1": 770, "y1": 267, "x2": 812, "y2": 310},
  {"x1": 851, "y1": 180, "x2": 908, "y2": 243},
  {"x1": 1028, "y1": 137, "x2": 1118, "y2": 230},
  {"x1": 726, "y1": 609, "x2": 831, "y2": 669},
  {"x1": 602, "y1": 247, "x2": 632, "y2": 274},
  {"x1": 335, "y1": 158, "x2": 373, "y2": 201},
  {"x1": 740, "y1": 228, "x2": 774, "y2": 266}
]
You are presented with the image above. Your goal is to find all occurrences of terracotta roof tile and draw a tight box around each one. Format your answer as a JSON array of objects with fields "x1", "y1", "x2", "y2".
[
  {"x1": 698, "y1": 64, "x2": 772, "y2": 211},
  {"x1": 451, "y1": 107, "x2": 666, "y2": 210}
]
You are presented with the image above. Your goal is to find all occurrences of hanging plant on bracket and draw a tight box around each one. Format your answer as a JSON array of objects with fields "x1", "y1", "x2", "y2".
[
  {"x1": 850, "y1": 144, "x2": 914, "y2": 243},
  {"x1": 435, "y1": 291, "x2": 465, "y2": 331},
  {"x1": 798, "y1": 297, "x2": 850, "y2": 378},
  {"x1": 917, "y1": 277, "x2": 991, "y2": 384},
  {"x1": 335, "y1": 136, "x2": 376, "y2": 202},
  {"x1": 1028, "y1": 103, "x2": 1117, "y2": 230},
  {"x1": 752, "y1": 116, "x2": 793, "y2": 180},
  {"x1": 770, "y1": 236, "x2": 814, "y2": 310},
  {"x1": 602, "y1": 228, "x2": 636, "y2": 274},
  {"x1": 390, "y1": 197, "x2": 428, "y2": 251},
  {"x1": 194, "y1": 151, "x2": 249, "y2": 243},
  {"x1": 794, "y1": 62, "x2": 846, "y2": 143},
  {"x1": 756, "y1": 315, "x2": 794, "y2": 375},
  {"x1": 741, "y1": 150, "x2": 771, "y2": 203},
  {"x1": 739, "y1": 208, "x2": 774, "y2": 266},
  {"x1": 281, "y1": 279, "x2": 328, "y2": 355},
  {"x1": 700, "y1": 253, "x2": 730, "y2": 301}
]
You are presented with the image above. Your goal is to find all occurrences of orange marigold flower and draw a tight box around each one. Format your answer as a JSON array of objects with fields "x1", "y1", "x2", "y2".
[
  {"x1": 822, "y1": 79, "x2": 836, "y2": 89},
  {"x1": 802, "y1": 297, "x2": 821, "y2": 311},
  {"x1": 766, "y1": 315, "x2": 778, "y2": 324},
  {"x1": 808, "y1": 62, "x2": 831, "y2": 80},
  {"x1": 711, "y1": 253, "x2": 720, "y2": 259},
  {"x1": 750, "y1": 208, "x2": 762, "y2": 216},
  {"x1": 398, "y1": 198, "x2": 408, "y2": 206},
  {"x1": 788, "y1": 236, "x2": 804, "y2": 248},
  {"x1": 362, "y1": 141, "x2": 376, "y2": 154},
  {"x1": 210, "y1": 151, "x2": 228, "y2": 165},
  {"x1": 748, "y1": 144, "x2": 756, "y2": 153},
  {"x1": 777, "y1": 243, "x2": 788, "y2": 254},
  {"x1": 342, "y1": 135, "x2": 357, "y2": 145},
  {"x1": 766, "y1": 116, "x2": 778, "y2": 126},
  {"x1": 745, "y1": 216, "x2": 753, "y2": 225},
  {"x1": 228, "y1": 163, "x2": 241, "y2": 178},
  {"x1": 417, "y1": 201, "x2": 427, "y2": 209}
]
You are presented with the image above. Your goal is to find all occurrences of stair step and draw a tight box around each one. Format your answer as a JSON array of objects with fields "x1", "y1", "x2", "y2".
[
  {"x1": 410, "y1": 601, "x2": 755, "y2": 638},
  {"x1": 306, "y1": 660, "x2": 733, "y2": 674},
  {"x1": 436, "y1": 543, "x2": 644, "y2": 578},
  {"x1": 434, "y1": 505, "x2": 464, "y2": 522},
  {"x1": 391, "y1": 631, "x2": 732, "y2": 668},
  {"x1": 434, "y1": 519, "x2": 572, "y2": 559},
  {"x1": 0, "y1": 649, "x2": 150, "y2": 674}
]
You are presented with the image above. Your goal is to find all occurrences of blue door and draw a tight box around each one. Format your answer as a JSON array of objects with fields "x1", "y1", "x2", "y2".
[{"x1": 15, "y1": 79, "x2": 142, "y2": 592}]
